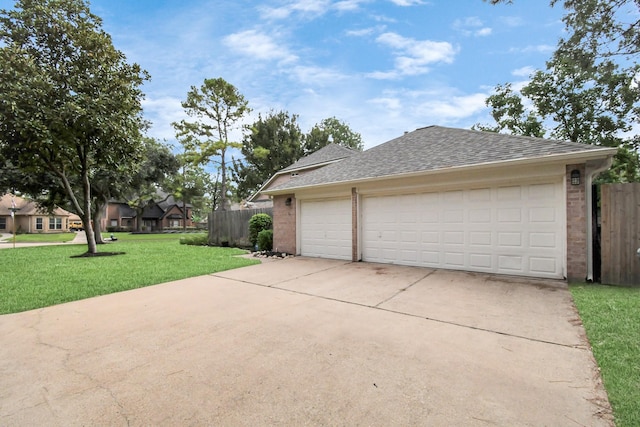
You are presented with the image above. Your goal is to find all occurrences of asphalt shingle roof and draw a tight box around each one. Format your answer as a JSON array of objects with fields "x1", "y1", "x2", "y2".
[
  {"x1": 280, "y1": 143, "x2": 358, "y2": 172},
  {"x1": 0, "y1": 193, "x2": 70, "y2": 216},
  {"x1": 270, "y1": 125, "x2": 615, "y2": 191}
]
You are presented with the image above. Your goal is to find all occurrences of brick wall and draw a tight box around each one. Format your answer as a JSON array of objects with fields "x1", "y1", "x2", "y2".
[
  {"x1": 566, "y1": 164, "x2": 587, "y2": 281},
  {"x1": 273, "y1": 194, "x2": 296, "y2": 254}
]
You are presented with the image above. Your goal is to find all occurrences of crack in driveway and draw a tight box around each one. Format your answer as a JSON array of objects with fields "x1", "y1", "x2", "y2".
[{"x1": 217, "y1": 270, "x2": 587, "y2": 350}]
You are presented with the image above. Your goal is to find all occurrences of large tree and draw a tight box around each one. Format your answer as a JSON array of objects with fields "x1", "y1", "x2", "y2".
[
  {"x1": 168, "y1": 153, "x2": 208, "y2": 232},
  {"x1": 124, "y1": 137, "x2": 180, "y2": 232},
  {"x1": 173, "y1": 78, "x2": 250, "y2": 211},
  {"x1": 472, "y1": 83, "x2": 545, "y2": 137},
  {"x1": 304, "y1": 117, "x2": 364, "y2": 154},
  {"x1": 0, "y1": 0, "x2": 148, "y2": 254},
  {"x1": 233, "y1": 110, "x2": 304, "y2": 201},
  {"x1": 488, "y1": 0, "x2": 640, "y2": 60},
  {"x1": 479, "y1": 0, "x2": 640, "y2": 182}
]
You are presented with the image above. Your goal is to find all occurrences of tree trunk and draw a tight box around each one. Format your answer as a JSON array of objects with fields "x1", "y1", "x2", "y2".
[
  {"x1": 183, "y1": 199, "x2": 187, "y2": 232},
  {"x1": 82, "y1": 177, "x2": 98, "y2": 254},
  {"x1": 93, "y1": 198, "x2": 105, "y2": 244},
  {"x1": 135, "y1": 207, "x2": 143, "y2": 231},
  {"x1": 220, "y1": 148, "x2": 227, "y2": 211},
  {"x1": 57, "y1": 166, "x2": 97, "y2": 254}
]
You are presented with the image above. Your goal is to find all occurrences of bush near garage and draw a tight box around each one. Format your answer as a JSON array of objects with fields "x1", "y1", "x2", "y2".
[
  {"x1": 257, "y1": 229, "x2": 273, "y2": 251},
  {"x1": 249, "y1": 213, "x2": 272, "y2": 247}
]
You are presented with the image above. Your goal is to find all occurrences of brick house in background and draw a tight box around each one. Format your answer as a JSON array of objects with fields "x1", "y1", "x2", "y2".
[{"x1": 102, "y1": 196, "x2": 194, "y2": 231}]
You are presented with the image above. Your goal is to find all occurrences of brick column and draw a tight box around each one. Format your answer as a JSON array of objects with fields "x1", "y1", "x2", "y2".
[
  {"x1": 566, "y1": 164, "x2": 587, "y2": 281},
  {"x1": 273, "y1": 194, "x2": 296, "y2": 254}
]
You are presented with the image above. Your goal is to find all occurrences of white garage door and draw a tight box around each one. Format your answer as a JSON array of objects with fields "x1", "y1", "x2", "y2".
[
  {"x1": 362, "y1": 182, "x2": 565, "y2": 278},
  {"x1": 300, "y1": 198, "x2": 352, "y2": 260}
]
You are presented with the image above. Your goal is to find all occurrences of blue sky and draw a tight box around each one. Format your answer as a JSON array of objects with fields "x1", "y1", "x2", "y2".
[{"x1": 1, "y1": 0, "x2": 566, "y2": 149}]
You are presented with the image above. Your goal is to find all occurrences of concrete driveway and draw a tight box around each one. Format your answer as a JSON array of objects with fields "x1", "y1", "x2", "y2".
[{"x1": 0, "y1": 258, "x2": 612, "y2": 426}]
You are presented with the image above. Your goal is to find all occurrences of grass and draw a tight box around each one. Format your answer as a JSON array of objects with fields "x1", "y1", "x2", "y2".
[
  {"x1": 570, "y1": 283, "x2": 640, "y2": 427},
  {"x1": 2, "y1": 232, "x2": 76, "y2": 243},
  {"x1": 0, "y1": 238, "x2": 258, "y2": 314},
  {"x1": 102, "y1": 231, "x2": 207, "y2": 241}
]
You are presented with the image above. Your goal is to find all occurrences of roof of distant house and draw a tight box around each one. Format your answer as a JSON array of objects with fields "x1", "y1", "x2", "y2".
[{"x1": 0, "y1": 193, "x2": 72, "y2": 216}]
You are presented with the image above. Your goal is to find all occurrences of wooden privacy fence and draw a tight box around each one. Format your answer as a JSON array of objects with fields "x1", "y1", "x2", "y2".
[
  {"x1": 601, "y1": 183, "x2": 640, "y2": 286},
  {"x1": 208, "y1": 207, "x2": 273, "y2": 248}
]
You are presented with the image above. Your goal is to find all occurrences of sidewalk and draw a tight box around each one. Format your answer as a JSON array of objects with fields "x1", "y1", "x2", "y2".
[{"x1": 0, "y1": 231, "x2": 86, "y2": 249}]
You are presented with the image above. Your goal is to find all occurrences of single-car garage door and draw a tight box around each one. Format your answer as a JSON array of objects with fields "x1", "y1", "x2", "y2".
[
  {"x1": 300, "y1": 198, "x2": 352, "y2": 260},
  {"x1": 362, "y1": 182, "x2": 565, "y2": 278}
]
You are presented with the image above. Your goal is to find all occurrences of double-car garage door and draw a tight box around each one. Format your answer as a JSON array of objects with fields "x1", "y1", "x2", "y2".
[{"x1": 299, "y1": 181, "x2": 565, "y2": 279}]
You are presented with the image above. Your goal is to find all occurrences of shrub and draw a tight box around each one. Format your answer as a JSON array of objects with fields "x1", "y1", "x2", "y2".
[
  {"x1": 257, "y1": 229, "x2": 273, "y2": 251},
  {"x1": 179, "y1": 234, "x2": 209, "y2": 246},
  {"x1": 249, "y1": 213, "x2": 272, "y2": 247}
]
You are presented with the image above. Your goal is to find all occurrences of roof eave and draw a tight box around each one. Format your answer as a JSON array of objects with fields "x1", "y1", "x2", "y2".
[
  {"x1": 248, "y1": 158, "x2": 350, "y2": 201},
  {"x1": 264, "y1": 148, "x2": 618, "y2": 196}
]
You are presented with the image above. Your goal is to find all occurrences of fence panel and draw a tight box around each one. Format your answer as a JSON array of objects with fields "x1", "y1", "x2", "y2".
[
  {"x1": 601, "y1": 183, "x2": 640, "y2": 286},
  {"x1": 208, "y1": 208, "x2": 273, "y2": 248}
]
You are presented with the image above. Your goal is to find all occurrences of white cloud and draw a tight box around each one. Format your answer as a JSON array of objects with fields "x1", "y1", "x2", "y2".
[
  {"x1": 511, "y1": 80, "x2": 530, "y2": 92},
  {"x1": 346, "y1": 27, "x2": 377, "y2": 37},
  {"x1": 455, "y1": 17, "x2": 483, "y2": 28},
  {"x1": 142, "y1": 96, "x2": 188, "y2": 143},
  {"x1": 416, "y1": 93, "x2": 488, "y2": 121},
  {"x1": 370, "y1": 32, "x2": 457, "y2": 78},
  {"x1": 509, "y1": 44, "x2": 555, "y2": 54},
  {"x1": 223, "y1": 30, "x2": 298, "y2": 63},
  {"x1": 369, "y1": 96, "x2": 402, "y2": 111},
  {"x1": 335, "y1": 0, "x2": 366, "y2": 11},
  {"x1": 453, "y1": 17, "x2": 492, "y2": 37},
  {"x1": 512, "y1": 66, "x2": 535, "y2": 77},
  {"x1": 389, "y1": 0, "x2": 427, "y2": 5},
  {"x1": 289, "y1": 65, "x2": 348, "y2": 85},
  {"x1": 500, "y1": 16, "x2": 524, "y2": 27},
  {"x1": 259, "y1": 0, "x2": 364, "y2": 20}
]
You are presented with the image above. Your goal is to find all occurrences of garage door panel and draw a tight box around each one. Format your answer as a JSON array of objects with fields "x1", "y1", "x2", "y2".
[
  {"x1": 445, "y1": 252, "x2": 465, "y2": 267},
  {"x1": 470, "y1": 254, "x2": 492, "y2": 269},
  {"x1": 362, "y1": 181, "x2": 564, "y2": 279},
  {"x1": 530, "y1": 257, "x2": 557, "y2": 275},
  {"x1": 300, "y1": 199, "x2": 351, "y2": 260},
  {"x1": 470, "y1": 231, "x2": 491, "y2": 246}
]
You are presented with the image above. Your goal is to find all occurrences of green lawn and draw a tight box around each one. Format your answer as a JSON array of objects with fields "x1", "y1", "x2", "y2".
[
  {"x1": 103, "y1": 231, "x2": 205, "y2": 241},
  {"x1": 570, "y1": 283, "x2": 640, "y2": 427},
  {"x1": 0, "y1": 238, "x2": 258, "y2": 314},
  {"x1": 2, "y1": 232, "x2": 76, "y2": 243}
]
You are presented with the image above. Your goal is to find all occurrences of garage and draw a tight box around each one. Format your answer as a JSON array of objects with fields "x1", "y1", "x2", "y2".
[
  {"x1": 361, "y1": 181, "x2": 565, "y2": 279},
  {"x1": 300, "y1": 198, "x2": 352, "y2": 260},
  {"x1": 265, "y1": 126, "x2": 617, "y2": 281}
]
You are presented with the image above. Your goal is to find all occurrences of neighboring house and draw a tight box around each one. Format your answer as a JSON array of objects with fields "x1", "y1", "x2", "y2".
[
  {"x1": 103, "y1": 196, "x2": 194, "y2": 231},
  {"x1": 0, "y1": 194, "x2": 72, "y2": 233},
  {"x1": 247, "y1": 143, "x2": 358, "y2": 208},
  {"x1": 103, "y1": 201, "x2": 137, "y2": 231},
  {"x1": 263, "y1": 125, "x2": 617, "y2": 282}
]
